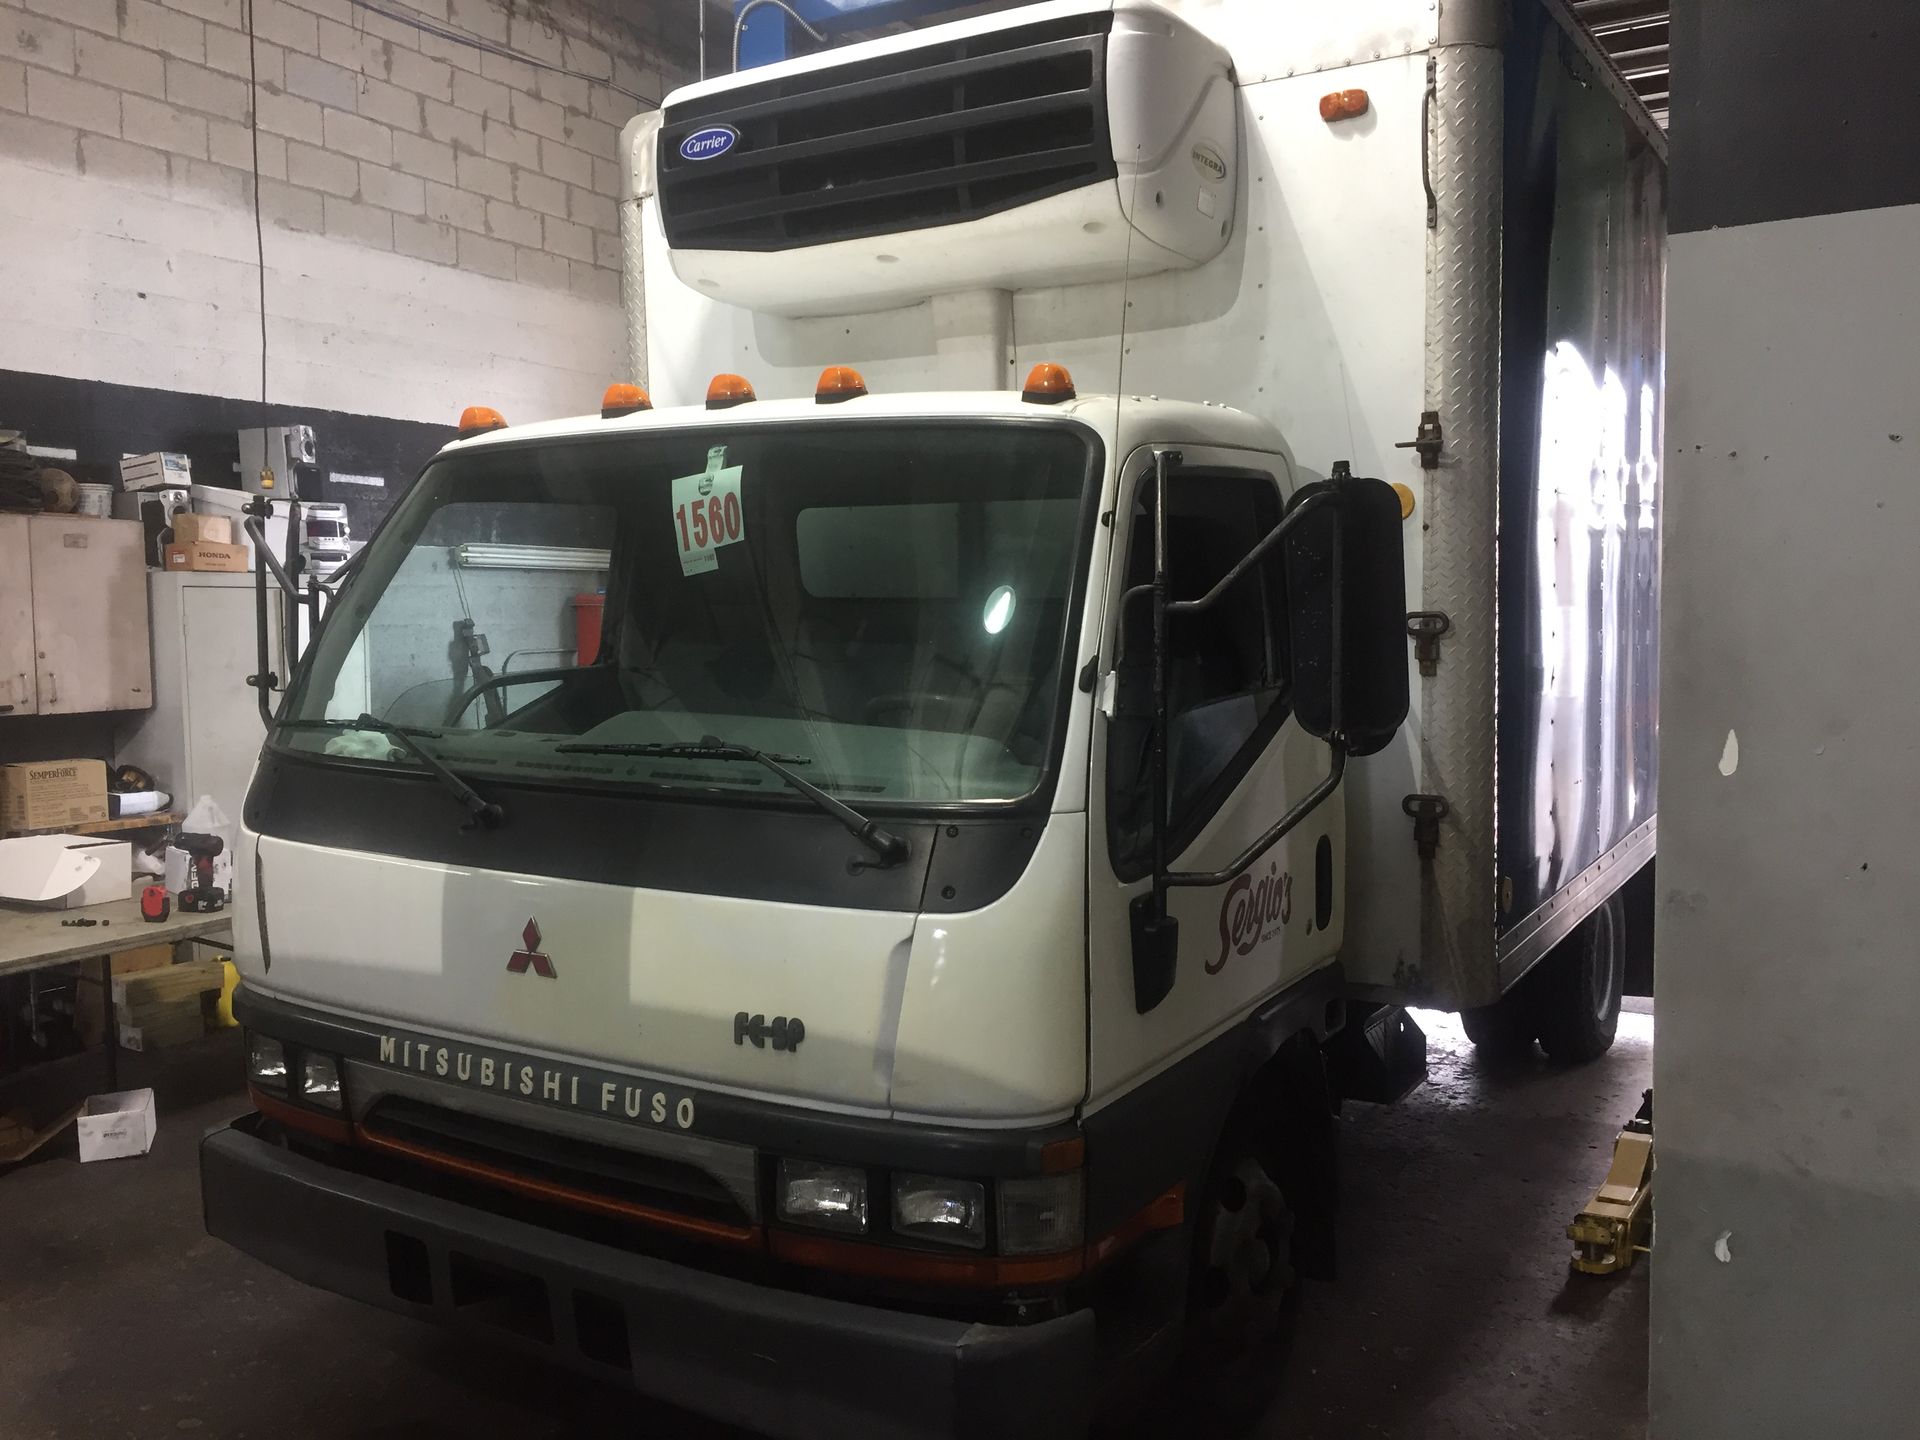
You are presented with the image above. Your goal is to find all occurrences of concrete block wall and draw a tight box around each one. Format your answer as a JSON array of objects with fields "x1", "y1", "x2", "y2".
[{"x1": 0, "y1": 0, "x2": 694, "y2": 425}]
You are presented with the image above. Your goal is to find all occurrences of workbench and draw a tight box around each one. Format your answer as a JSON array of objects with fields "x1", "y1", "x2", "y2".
[{"x1": 0, "y1": 896, "x2": 235, "y2": 1090}]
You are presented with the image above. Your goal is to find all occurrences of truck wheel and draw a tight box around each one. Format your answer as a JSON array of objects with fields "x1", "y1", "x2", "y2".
[
  {"x1": 1174, "y1": 1126, "x2": 1301, "y2": 1424},
  {"x1": 1535, "y1": 893, "x2": 1625, "y2": 1063},
  {"x1": 1460, "y1": 996, "x2": 1537, "y2": 1059}
]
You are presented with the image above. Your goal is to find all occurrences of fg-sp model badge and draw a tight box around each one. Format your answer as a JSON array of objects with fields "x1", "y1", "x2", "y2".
[
  {"x1": 735, "y1": 1012, "x2": 805, "y2": 1052},
  {"x1": 507, "y1": 918, "x2": 557, "y2": 978},
  {"x1": 680, "y1": 125, "x2": 739, "y2": 162}
]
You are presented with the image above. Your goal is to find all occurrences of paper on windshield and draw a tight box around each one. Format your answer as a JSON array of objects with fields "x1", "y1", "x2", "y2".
[{"x1": 670, "y1": 446, "x2": 745, "y2": 576}]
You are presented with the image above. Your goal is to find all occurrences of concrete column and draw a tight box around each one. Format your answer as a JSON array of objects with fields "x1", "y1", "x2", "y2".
[{"x1": 1654, "y1": 3, "x2": 1920, "y2": 1434}]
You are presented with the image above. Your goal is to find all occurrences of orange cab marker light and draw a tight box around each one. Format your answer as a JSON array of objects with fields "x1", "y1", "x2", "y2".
[
  {"x1": 601, "y1": 382, "x2": 652, "y2": 419},
  {"x1": 815, "y1": 365, "x2": 869, "y2": 404},
  {"x1": 1320, "y1": 88, "x2": 1369, "y2": 122},
  {"x1": 706, "y1": 373, "x2": 757, "y2": 410},
  {"x1": 458, "y1": 405, "x2": 507, "y2": 439},
  {"x1": 1022, "y1": 362, "x2": 1076, "y2": 405},
  {"x1": 1040, "y1": 1136, "x2": 1086, "y2": 1175}
]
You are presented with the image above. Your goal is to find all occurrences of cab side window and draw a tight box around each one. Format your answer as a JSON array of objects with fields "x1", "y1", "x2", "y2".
[{"x1": 1107, "y1": 471, "x2": 1289, "y2": 879}]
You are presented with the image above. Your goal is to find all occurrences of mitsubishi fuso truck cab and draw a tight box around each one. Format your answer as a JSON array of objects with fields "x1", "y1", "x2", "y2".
[
  {"x1": 204, "y1": 1, "x2": 1665, "y2": 1435},
  {"x1": 207, "y1": 381, "x2": 1409, "y2": 1436}
]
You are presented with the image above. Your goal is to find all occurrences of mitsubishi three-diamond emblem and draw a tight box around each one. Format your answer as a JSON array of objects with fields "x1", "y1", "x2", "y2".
[{"x1": 507, "y1": 918, "x2": 557, "y2": 978}]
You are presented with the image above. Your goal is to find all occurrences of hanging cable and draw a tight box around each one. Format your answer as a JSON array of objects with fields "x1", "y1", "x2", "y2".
[
  {"x1": 732, "y1": 0, "x2": 828, "y2": 72},
  {"x1": 348, "y1": 0, "x2": 663, "y2": 107},
  {"x1": 245, "y1": 0, "x2": 267, "y2": 405}
]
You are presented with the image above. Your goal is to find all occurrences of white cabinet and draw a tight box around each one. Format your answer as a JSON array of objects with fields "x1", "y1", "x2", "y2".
[
  {"x1": 0, "y1": 518, "x2": 34, "y2": 715},
  {"x1": 0, "y1": 514, "x2": 152, "y2": 714},
  {"x1": 116, "y1": 572, "x2": 367, "y2": 829}
]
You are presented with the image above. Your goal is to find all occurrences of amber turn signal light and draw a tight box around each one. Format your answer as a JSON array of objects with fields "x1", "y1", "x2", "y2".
[
  {"x1": 706, "y1": 373, "x2": 757, "y2": 410},
  {"x1": 457, "y1": 405, "x2": 507, "y2": 439},
  {"x1": 601, "y1": 382, "x2": 652, "y2": 418},
  {"x1": 815, "y1": 365, "x2": 869, "y2": 404},
  {"x1": 1320, "y1": 88, "x2": 1370, "y2": 122},
  {"x1": 1021, "y1": 363, "x2": 1076, "y2": 404}
]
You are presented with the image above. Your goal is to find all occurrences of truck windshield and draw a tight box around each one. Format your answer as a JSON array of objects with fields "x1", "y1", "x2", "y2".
[{"x1": 278, "y1": 421, "x2": 1096, "y2": 809}]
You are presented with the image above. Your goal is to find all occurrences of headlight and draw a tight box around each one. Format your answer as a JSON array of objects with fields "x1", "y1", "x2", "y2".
[
  {"x1": 247, "y1": 1034, "x2": 287, "y2": 1091},
  {"x1": 998, "y1": 1171, "x2": 1084, "y2": 1256},
  {"x1": 778, "y1": 1159, "x2": 868, "y2": 1234},
  {"x1": 299, "y1": 1052, "x2": 344, "y2": 1111},
  {"x1": 893, "y1": 1174, "x2": 987, "y2": 1249}
]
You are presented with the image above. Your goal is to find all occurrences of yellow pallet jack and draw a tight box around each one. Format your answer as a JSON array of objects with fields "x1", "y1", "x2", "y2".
[{"x1": 1568, "y1": 1089, "x2": 1653, "y2": 1275}]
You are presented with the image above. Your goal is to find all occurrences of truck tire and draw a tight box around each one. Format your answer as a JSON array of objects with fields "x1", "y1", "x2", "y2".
[
  {"x1": 1460, "y1": 995, "x2": 1537, "y2": 1059},
  {"x1": 1170, "y1": 1115, "x2": 1303, "y2": 1426},
  {"x1": 1534, "y1": 893, "x2": 1625, "y2": 1063}
]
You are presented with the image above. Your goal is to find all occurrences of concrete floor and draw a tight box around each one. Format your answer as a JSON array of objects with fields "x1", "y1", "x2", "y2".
[{"x1": 0, "y1": 1007, "x2": 1651, "y2": 1439}]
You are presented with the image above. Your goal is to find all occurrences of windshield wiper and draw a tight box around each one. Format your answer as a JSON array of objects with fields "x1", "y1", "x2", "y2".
[
  {"x1": 555, "y1": 736, "x2": 908, "y2": 866},
  {"x1": 276, "y1": 715, "x2": 505, "y2": 830}
]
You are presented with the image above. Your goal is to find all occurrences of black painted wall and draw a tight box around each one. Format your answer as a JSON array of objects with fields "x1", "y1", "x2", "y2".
[
  {"x1": 0, "y1": 370, "x2": 452, "y2": 541},
  {"x1": 1670, "y1": 0, "x2": 1920, "y2": 233}
]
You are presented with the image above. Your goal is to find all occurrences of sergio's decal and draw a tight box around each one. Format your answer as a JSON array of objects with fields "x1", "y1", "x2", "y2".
[{"x1": 1211, "y1": 862, "x2": 1293, "y2": 974}]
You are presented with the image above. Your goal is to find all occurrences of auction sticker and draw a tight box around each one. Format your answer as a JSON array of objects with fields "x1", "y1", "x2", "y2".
[{"x1": 671, "y1": 446, "x2": 745, "y2": 575}]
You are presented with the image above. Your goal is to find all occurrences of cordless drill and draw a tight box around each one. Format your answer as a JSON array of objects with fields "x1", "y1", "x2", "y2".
[{"x1": 176, "y1": 832, "x2": 227, "y2": 913}]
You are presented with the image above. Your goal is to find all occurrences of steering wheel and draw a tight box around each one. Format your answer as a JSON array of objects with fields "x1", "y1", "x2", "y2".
[{"x1": 862, "y1": 691, "x2": 978, "y2": 728}]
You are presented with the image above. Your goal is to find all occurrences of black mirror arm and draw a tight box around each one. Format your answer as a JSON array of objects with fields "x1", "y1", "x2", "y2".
[
  {"x1": 1162, "y1": 744, "x2": 1347, "y2": 889},
  {"x1": 1146, "y1": 448, "x2": 1178, "y2": 931},
  {"x1": 1112, "y1": 487, "x2": 1335, "y2": 668}
]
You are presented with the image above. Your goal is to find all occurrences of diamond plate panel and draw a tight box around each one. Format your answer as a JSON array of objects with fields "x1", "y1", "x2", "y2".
[
  {"x1": 1418, "y1": 45, "x2": 1504, "y2": 1004},
  {"x1": 620, "y1": 200, "x2": 648, "y2": 385}
]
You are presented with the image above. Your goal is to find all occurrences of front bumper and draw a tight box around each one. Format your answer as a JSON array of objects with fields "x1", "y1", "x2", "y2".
[{"x1": 202, "y1": 1119, "x2": 1096, "y2": 1440}]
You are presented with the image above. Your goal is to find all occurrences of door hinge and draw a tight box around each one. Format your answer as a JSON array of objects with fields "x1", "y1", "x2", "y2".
[
  {"x1": 1406, "y1": 611, "x2": 1451, "y2": 676},
  {"x1": 1395, "y1": 409, "x2": 1443, "y2": 469},
  {"x1": 1402, "y1": 794, "x2": 1450, "y2": 861}
]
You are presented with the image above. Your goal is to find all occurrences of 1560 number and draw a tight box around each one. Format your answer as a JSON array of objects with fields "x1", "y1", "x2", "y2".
[{"x1": 677, "y1": 492, "x2": 741, "y2": 550}]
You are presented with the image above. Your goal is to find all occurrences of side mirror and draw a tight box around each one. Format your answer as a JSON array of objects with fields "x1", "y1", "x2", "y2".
[
  {"x1": 1284, "y1": 472, "x2": 1410, "y2": 757},
  {"x1": 1129, "y1": 892, "x2": 1179, "y2": 1012}
]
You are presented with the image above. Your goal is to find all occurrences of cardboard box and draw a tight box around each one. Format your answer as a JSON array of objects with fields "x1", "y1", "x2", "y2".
[
  {"x1": 192, "y1": 484, "x2": 287, "y2": 567},
  {"x1": 76, "y1": 1088, "x2": 156, "y2": 1162},
  {"x1": 119, "y1": 452, "x2": 191, "y2": 491},
  {"x1": 0, "y1": 759, "x2": 108, "y2": 833},
  {"x1": 0, "y1": 834, "x2": 131, "y2": 907},
  {"x1": 171, "y1": 512, "x2": 234, "y2": 545},
  {"x1": 162, "y1": 540, "x2": 248, "y2": 572}
]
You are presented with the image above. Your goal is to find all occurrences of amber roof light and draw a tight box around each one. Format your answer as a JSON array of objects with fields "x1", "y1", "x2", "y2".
[
  {"x1": 601, "y1": 383, "x2": 652, "y2": 418},
  {"x1": 458, "y1": 405, "x2": 507, "y2": 439},
  {"x1": 706, "y1": 373, "x2": 757, "y2": 410},
  {"x1": 1021, "y1": 363, "x2": 1076, "y2": 405},
  {"x1": 815, "y1": 366, "x2": 869, "y2": 404}
]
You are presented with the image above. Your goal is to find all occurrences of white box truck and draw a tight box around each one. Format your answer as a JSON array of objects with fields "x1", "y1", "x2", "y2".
[{"x1": 202, "y1": 1, "x2": 1664, "y2": 1434}]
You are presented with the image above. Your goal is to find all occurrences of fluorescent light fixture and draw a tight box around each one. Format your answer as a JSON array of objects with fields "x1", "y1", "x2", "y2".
[{"x1": 452, "y1": 544, "x2": 612, "y2": 571}]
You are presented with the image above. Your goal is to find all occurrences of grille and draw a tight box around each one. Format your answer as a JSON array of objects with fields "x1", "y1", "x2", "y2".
[
  {"x1": 361, "y1": 1097, "x2": 752, "y2": 1227},
  {"x1": 658, "y1": 11, "x2": 1116, "y2": 253}
]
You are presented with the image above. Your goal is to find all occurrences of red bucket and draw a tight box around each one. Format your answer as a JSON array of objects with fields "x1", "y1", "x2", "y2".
[{"x1": 573, "y1": 593, "x2": 604, "y2": 667}]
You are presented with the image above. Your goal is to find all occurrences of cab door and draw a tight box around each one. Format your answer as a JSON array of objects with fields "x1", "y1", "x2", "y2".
[{"x1": 1084, "y1": 445, "x2": 1345, "y2": 1109}]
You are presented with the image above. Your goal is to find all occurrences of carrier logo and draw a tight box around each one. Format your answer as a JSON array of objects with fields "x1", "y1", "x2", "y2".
[
  {"x1": 1190, "y1": 142, "x2": 1227, "y2": 183},
  {"x1": 507, "y1": 917, "x2": 556, "y2": 978},
  {"x1": 1211, "y1": 863, "x2": 1292, "y2": 974},
  {"x1": 680, "y1": 125, "x2": 739, "y2": 162}
]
